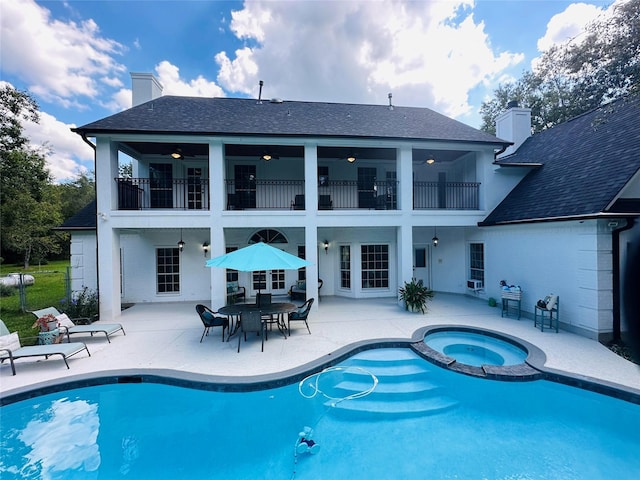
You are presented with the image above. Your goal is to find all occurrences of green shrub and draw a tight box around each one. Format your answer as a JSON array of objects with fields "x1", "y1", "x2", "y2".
[{"x1": 60, "y1": 287, "x2": 99, "y2": 320}]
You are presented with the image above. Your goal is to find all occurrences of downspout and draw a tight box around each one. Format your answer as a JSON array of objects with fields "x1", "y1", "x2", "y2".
[
  {"x1": 612, "y1": 218, "x2": 635, "y2": 342},
  {"x1": 80, "y1": 133, "x2": 100, "y2": 309}
]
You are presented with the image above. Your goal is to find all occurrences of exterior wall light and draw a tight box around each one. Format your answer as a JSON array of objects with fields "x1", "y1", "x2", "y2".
[
  {"x1": 323, "y1": 240, "x2": 329, "y2": 254},
  {"x1": 432, "y1": 227, "x2": 438, "y2": 247},
  {"x1": 178, "y1": 229, "x2": 185, "y2": 252},
  {"x1": 203, "y1": 242, "x2": 210, "y2": 257}
]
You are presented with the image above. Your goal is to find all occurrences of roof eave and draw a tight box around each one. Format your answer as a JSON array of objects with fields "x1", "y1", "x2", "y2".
[{"x1": 478, "y1": 211, "x2": 636, "y2": 227}]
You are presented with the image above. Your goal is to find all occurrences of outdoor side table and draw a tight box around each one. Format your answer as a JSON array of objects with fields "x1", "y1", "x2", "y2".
[{"x1": 501, "y1": 291, "x2": 522, "y2": 319}]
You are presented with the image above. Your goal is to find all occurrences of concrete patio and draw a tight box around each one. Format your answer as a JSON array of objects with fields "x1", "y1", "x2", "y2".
[{"x1": 2, "y1": 293, "x2": 639, "y2": 399}]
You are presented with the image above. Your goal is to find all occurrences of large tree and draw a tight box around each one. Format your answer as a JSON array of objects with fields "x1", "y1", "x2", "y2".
[
  {"x1": 0, "y1": 85, "x2": 64, "y2": 267},
  {"x1": 480, "y1": 0, "x2": 640, "y2": 134}
]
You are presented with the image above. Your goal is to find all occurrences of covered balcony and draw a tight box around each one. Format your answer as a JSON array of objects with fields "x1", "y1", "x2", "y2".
[{"x1": 113, "y1": 142, "x2": 481, "y2": 211}]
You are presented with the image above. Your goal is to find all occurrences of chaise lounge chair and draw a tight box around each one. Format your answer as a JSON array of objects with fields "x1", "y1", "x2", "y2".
[
  {"x1": 32, "y1": 307, "x2": 125, "y2": 343},
  {"x1": 0, "y1": 319, "x2": 91, "y2": 375}
]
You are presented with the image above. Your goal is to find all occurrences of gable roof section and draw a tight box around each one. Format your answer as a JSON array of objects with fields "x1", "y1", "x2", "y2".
[
  {"x1": 55, "y1": 200, "x2": 96, "y2": 231},
  {"x1": 481, "y1": 96, "x2": 640, "y2": 226},
  {"x1": 73, "y1": 96, "x2": 507, "y2": 146}
]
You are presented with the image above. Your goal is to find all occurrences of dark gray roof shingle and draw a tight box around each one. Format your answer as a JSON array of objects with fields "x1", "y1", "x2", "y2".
[
  {"x1": 481, "y1": 96, "x2": 640, "y2": 226},
  {"x1": 56, "y1": 200, "x2": 96, "y2": 230},
  {"x1": 73, "y1": 96, "x2": 506, "y2": 145}
]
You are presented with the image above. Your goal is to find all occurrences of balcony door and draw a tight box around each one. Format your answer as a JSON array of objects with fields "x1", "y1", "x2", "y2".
[
  {"x1": 235, "y1": 164, "x2": 256, "y2": 209},
  {"x1": 358, "y1": 167, "x2": 376, "y2": 209},
  {"x1": 186, "y1": 167, "x2": 206, "y2": 210},
  {"x1": 150, "y1": 163, "x2": 173, "y2": 208}
]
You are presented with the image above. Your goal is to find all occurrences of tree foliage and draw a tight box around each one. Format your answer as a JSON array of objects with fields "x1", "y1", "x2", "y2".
[
  {"x1": 58, "y1": 171, "x2": 95, "y2": 220},
  {"x1": 481, "y1": 0, "x2": 640, "y2": 133},
  {"x1": 0, "y1": 85, "x2": 39, "y2": 151},
  {"x1": 0, "y1": 85, "x2": 70, "y2": 267}
]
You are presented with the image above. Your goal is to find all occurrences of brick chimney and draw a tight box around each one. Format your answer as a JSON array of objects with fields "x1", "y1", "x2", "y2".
[
  {"x1": 495, "y1": 101, "x2": 532, "y2": 158},
  {"x1": 130, "y1": 72, "x2": 163, "y2": 107}
]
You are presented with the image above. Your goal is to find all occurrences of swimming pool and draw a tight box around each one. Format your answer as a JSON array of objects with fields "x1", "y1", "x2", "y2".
[{"x1": 2, "y1": 347, "x2": 640, "y2": 479}]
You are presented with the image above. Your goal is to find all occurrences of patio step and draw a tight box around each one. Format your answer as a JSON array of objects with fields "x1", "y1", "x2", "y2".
[{"x1": 324, "y1": 348, "x2": 459, "y2": 419}]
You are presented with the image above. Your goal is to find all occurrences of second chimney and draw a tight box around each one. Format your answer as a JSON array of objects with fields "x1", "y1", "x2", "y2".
[{"x1": 130, "y1": 72, "x2": 163, "y2": 107}]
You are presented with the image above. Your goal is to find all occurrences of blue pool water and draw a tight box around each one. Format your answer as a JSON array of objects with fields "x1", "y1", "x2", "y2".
[
  {"x1": 425, "y1": 330, "x2": 528, "y2": 366},
  {"x1": 1, "y1": 348, "x2": 640, "y2": 479}
]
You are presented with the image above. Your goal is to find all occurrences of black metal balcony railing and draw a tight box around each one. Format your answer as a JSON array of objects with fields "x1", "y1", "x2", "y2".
[
  {"x1": 413, "y1": 181, "x2": 480, "y2": 210},
  {"x1": 116, "y1": 178, "x2": 210, "y2": 210},
  {"x1": 225, "y1": 179, "x2": 305, "y2": 210},
  {"x1": 315, "y1": 180, "x2": 399, "y2": 210},
  {"x1": 115, "y1": 178, "x2": 479, "y2": 211}
]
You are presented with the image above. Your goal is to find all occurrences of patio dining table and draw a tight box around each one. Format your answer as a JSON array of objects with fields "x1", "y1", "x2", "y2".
[{"x1": 218, "y1": 302, "x2": 298, "y2": 339}]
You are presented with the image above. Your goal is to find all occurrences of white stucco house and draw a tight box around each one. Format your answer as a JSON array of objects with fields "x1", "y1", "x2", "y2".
[{"x1": 65, "y1": 73, "x2": 640, "y2": 342}]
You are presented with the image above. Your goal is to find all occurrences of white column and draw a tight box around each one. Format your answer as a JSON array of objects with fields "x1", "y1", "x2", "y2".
[
  {"x1": 397, "y1": 145, "x2": 413, "y2": 212},
  {"x1": 209, "y1": 141, "x2": 226, "y2": 308},
  {"x1": 95, "y1": 138, "x2": 121, "y2": 320},
  {"x1": 304, "y1": 144, "x2": 318, "y2": 212},
  {"x1": 397, "y1": 225, "x2": 414, "y2": 302}
]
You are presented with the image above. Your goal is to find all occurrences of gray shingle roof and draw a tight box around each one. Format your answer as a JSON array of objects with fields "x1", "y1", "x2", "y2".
[
  {"x1": 481, "y1": 96, "x2": 640, "y2": 226},
  {"x1": 73, "y1": 96, "x2": 507, "y2": 146},
  {"x1": 56, "y1": 200, "x2": 96, "y2": 230}
]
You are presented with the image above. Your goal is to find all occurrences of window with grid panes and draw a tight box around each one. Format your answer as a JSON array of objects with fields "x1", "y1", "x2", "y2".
[
  {"x1": 225, "y1": 246, "x2": 238, "y2": 282},
  {"x1": 298, "y1": 245, "x2": 306, "y2": 281},
  {"x1": 156, "y1": 247, "x2": 180, "y2": 293},
  {"x1": 361, "y1": 244, "x2": 388, "y2": 288},
  {"x1": 340, "y1": 245, "x2": 351, "y2": 289},
  {"x1": 469, "y1": 243, "x2": 484, "y2": 284}
]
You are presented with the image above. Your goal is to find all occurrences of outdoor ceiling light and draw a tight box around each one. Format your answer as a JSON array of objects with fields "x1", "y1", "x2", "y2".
[
  {"x1": 171, "y1": 147, "x2": 184, "y2": 160},
  {"x1": 432, "y1": 227, "x2": 439, "y2": 247},
  {"x1": 203, "y1": 242, "x2": 210, "y2": 257},
  {"x1": 323, "y1": 240, "x2": 329, "y2": 254},
  {"x1": 346, "y1": 154, "x2": 356, "y2": 163},
  {"x1": 178, "y1": 229, "x2": 185, "y2": 252},
  {"x1": 426, "y1": 155, "x2": 435, "y2": 165},
  {"x1": 262, "y1": 153, "x2": 272, "y2": 161}
]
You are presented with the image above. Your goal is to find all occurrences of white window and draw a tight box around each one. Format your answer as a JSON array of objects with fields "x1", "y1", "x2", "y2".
[
  {"x1": 340, "y1": 245, "x2": 351, "y2": 289},
  {"x1": 361, "y1": 244, "x2": 389, "y2": 289},
  {"x1": 156, "y1": 247, "x2": 180, "y2": 293},
  {"x1": 469, "y1": 243, "x2": 484, "y2": 285}
]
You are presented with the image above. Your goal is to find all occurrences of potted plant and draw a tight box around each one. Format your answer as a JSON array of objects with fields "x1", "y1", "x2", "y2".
[
  {"x1": 399, "y1": 278, "x2": 434, "y2": 313},
  {"x1": 33, "y1": 313, "x2": 61, "y2": 344}
]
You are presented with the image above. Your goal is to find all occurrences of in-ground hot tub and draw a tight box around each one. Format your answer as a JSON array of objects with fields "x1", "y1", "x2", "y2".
[{"x1": 424, "y1": 329, "x2": 528, "y2": 367}]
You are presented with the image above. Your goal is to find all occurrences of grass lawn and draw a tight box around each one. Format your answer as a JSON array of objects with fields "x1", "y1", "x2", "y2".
[{"x1": 0, "y1": 260, "x2": 69, "y2": 346}]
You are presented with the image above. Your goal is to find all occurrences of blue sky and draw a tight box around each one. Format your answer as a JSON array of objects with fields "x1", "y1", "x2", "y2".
[{"x1": 1, "y1": 0, "x2": 616, "y2": 182}]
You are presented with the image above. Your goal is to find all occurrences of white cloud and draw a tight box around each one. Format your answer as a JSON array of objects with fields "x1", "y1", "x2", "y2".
[
  {"x1": 536, "y1": 2, "x2": 604, "y2": 52},
  {"x1": 0, "y1": 0, "x2": 126, "y2": 105},
  {"x1": 155, "y1": 61, "x2": 226, "y2": 98},
  {"x1": 217, "y1": 0, "x2": 523, "y2": 118},
  {"x1": 23, "y1": 111, "x2": 94, "y2": 183}
]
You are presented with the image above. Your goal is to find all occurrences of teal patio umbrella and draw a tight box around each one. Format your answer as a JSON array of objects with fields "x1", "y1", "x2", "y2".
[{"x1": 206, "y1": 241, "x2": 312, "y2": 272}]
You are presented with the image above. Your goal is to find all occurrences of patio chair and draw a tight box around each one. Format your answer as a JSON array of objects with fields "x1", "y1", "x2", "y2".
[
  {"x1": 318, "y1": 195, "x2": 333, "y2": 210},
  {"x1": 32, "y1": 307, "x2": 125, "y2": 343},
  {"x1": 195, "y1": 304, "x2": 230, "y2": 342},
  {"x1": 238, "y1": 310, "x2": 265, "y2": 352},
  {"x1": 288, "y1": 298, "x2": 315, "y2": 335},
  {"x1": 0, "y1": 319, "x2": 91, "y2": 375},
  {"x1": 291, "y1": 194, "x2": 305, "y2": 210}
]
